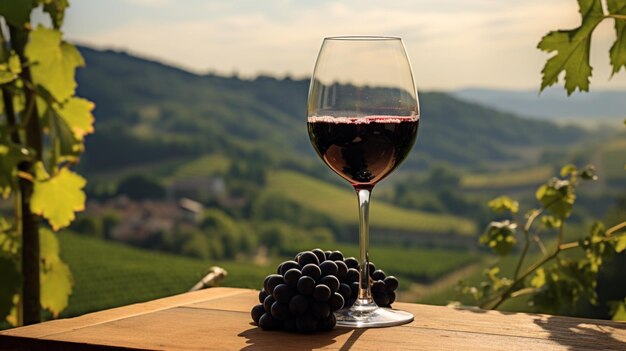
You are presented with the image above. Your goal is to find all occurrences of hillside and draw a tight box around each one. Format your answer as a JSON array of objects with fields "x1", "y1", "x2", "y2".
[{"x1": 75, "y1": 46, "x2": 586, "y2": 176}]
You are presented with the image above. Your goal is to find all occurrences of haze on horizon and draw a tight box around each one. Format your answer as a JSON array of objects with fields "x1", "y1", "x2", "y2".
[{"x1": 60, "y1": 0, "x2": 626, "y2": 92}]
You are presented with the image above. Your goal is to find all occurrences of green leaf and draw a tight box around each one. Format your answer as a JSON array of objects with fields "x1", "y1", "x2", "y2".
[
  {"x1": 608, "y1": 0, "x2": 626, "y2": 75},
  {"x1": 39, "y1": 227, "x2": 73, "y2": 317},
  {"x1": 560, "y1": 164, "x2": 577, "y2": 177},
  {"x1": 536, "y1": 178, "x2": 575, "y2": 221},
  {"x1": 487, "y1": 196, "x2": 519, "y2": 214},
  {"x1": 25, "y1": 26, "x2": 84, "y2": 102},
  {"x1": 616, "y1": 234, "x2": 626, "y2": 253},
  {"x1": 531, "y1": 267, "x2": 546, "y2": 288},
  {"x1": 31, "y1": 166, "x2": 86, "y2": 230},
  {"x1": 0, "y1": 255, "x2": 20, "y2": 322},
  {"x1": 0, "y1": 216, "x2": 19, "y2": 257},
  {"x1": 480, "y1": 220, "x2": 518, "y2": 256},
  {"x1": 0, "y1": 0, "x2": 36, "y2": 26},
  {"x1": 41, "y1": 0, "x2": 69, "y2": 29},
  {"x1": 538, "y1": 0, "x2": 605, "y2": 95},
  {"x1": 0, "y1": 52, "x2": 21, "y2": 85},
  {"x1": 0, "y1": 126, "x2": 26, "y2": 198},
  {"x1": 55, "y1": 97, "x2": 95, "y2": 139},
  {"x1": 610, "y1": 298, "x2": 626, "y2": 321}
]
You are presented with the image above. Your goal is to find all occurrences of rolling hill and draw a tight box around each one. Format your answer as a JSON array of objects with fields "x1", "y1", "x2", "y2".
[{"x1": 75, "y1": 46, "x2": 587, "y2": 176}]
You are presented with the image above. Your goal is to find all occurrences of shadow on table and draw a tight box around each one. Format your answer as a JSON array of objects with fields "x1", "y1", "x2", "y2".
[
  {"x1": 238, "y1": 324, "x2": 363, "y2": 350},
  {"x1": 533, "y1": 315, "x2": 626, "y2": 351}
]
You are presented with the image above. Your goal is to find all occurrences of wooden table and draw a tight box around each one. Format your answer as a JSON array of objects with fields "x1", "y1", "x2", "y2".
[{"x1": 1, "y1": 287, "x2": 625, "y2": 350}]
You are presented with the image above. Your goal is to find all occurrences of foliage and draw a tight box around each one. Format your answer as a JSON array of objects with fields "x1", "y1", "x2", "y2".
[
  {"x1": 461, "y1": 165, "x2": 626, "y2": 319},
  {"x1": 0, "y1": 1, "x2": 90, "y2": 325},
  {"x1": 539, "y1": 0, "x2": 626, "y2": 94}
]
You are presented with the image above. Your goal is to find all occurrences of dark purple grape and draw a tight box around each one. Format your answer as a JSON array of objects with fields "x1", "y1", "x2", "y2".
[
  {"x1": 276, "y1": 262, "x2": 284, "y2": 275},
  {"x1": 345, "y1": 298, "x2": 356, "y2": 308},
  {"x1": 301, "y1": 264, "x2": 321, "y2": 281},
  {"x1": 371, "y1": 280, "x2": 386, "y2": 296},
  {"x1": 313, "y1": 284, "x2": 331, "y2": 302},
  {"x1": 344, "y1": 257, "x2": 359, "y2": 269},
  {"x1": 319, "y1": 261, "x2": 338, "y2": 277},
  {"x1": 283, "y1": 268, "x2": 302, "y2": 288},
  {"x1": 251, "y1": 304, "x2": 265, "y2": 325},
  {"x1": 335, "y1": 260, "x2": 348, "y2": 281},
  {"x1": 273, "y1": 284, "x2": 294, "y2": 304},
  {"x1": 279, "y1": 260, "x2": 300, "y2": 275},
  {"x1": 263, "y1": 295, "x2": 276, "y2": 312},
  {"x1": 320, "y1": 275, "x2": 340, "y2": 293},
  {"x1": 388, "y1": 291, "x2": 396, "y2": 305},
  {"x1": 384, "y1": 276, "x2": 399, "y2": 291},
  {"x1": 294, "y1": 251, "x2": 304, "y2": 261},
  {"x1": 296, "y1": 313, "x2": 317, "y2": 333},
  {"x1": 367, "y1": 262, "x2": 377, "y2": 277},
  {"x1": 297, "y1": 276, "x2": 316, "y2": 295},
  {"x1": 328, "y1": 293, "x2": 344, "y2": 311},
  {"x1": 372, "y1": 269, "x2": 386, "y2": 281},
  {"x1": 324, "y1": 250, "x2": 333, "y2": 260},
  {"x1": 264, "y1": 274, "x2": 284, "y2": 295},
  {"x1": 270, "y1": 301, "x2": 291, "y2": 320},
  {"x1": 329, "y1": 251, "x2": 344, "y2": 261},
  {"x1": 350, "y1": 282, "x2": 359, "y2": 298},
  {"x1": 289, "y1": 294, "x2": 309, "y2": 316},
  {"x1": 284, "y1": 318, "x2": 298, "y2": 332},
  {"x1": 346, "y1": 268, "x2": 359, "y2": 284},
  {"x1": 311, "y1": 301, "x2": 330, "y2": 320},
  {"x1": 318, "y1": 313, "x2": 336, "y2": 331},
  {"x1": 259, "y1": 289, "x2": 268, "y2": 303},
  {"x1": 312, "y1": 248, "x2": 326, "y2": 263},
  {"x1": 298, "y1": 251, "x2": 319, "y2": 266},
  {"x1": 259, "y1": 313, "x2": 277, "y2": 330},
  {"x1": 373, "y1": 292, "x2": 390, "y2": 307},
  {"x1": 338, "y1": 283, "x2": 351, "y2": 300}
]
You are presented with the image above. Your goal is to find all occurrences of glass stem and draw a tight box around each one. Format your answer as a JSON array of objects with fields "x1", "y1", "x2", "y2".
[{"x1": 355, "y1": 187, "x2": 375, "y2": 307}]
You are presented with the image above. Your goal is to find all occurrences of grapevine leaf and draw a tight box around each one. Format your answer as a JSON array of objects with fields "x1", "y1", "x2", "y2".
[
  {"x1": 608, "y1": 0, "x2": 626, "y2": 75},
  {"x1": 0, "y1": 255, "x2": 20, "y2": 321},
  {"x1": 0, "y1": 127, "x2": 26, "y2": 198},
  {"x1": 560, "y1": 164, "x2": 577, "y2": 177},
  {"x1": 55, "y1": 97, "x2": 95, "y2": 139},
  {"x1": 0, "y1": 0, "x2": 36, "y2": 26},
  {"x1": 538, "y1": 0, "x2": 605, "y2": 95},
  {"x1": 47, "y1": 103, "x2": 83, "y2": 162},
  {"x1": 611, "y1": 299, "x2": 626, "y2": 321},
  {"x1": 536, "y1": 178, "x2": 575, "y2": 221},
  {"x1": 39, "y1": 227, "x2": 73, "y2": 317},
  {"x1": 531, "y1": 268, "x2": 546, "y2": 288},
  {"x1": 487, "y1": 196, "x2": 519, "y2": 214},
  {"x1": 0, "y1": 217, "x2": 19, "y2": 256},
  {"x1": 24, "y1": 26, "x2": 84, "y2": 102},
  {"x1": 41, "y1": 0, "x2": 69, "y2": 29},
  {"x1": 541, "y1": 215, "x2": 563, "y2": 229},
  {"x1": 480, "y1": 220, "x2": 517, "y2": 256},
  {"x1": 31, "y1": 166, "x2": 86, "y2": 230},
  {"x1": 0, "y1": 51, "x2": 21, "y2": 84},
  {"x1": 616, "y1": 234, "x2": 626, "y2": 253}
]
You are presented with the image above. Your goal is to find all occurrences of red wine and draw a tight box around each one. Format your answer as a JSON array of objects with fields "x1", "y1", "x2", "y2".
[{"x1": 307, "y1": 116, "x2": 419, "y2": 189}]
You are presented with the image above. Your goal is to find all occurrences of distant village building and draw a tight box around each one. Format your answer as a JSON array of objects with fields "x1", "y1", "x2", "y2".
[
  {"x1": 167, "y1": 176, "x2": 225, "y2": 202},
  {"x1": 86, "y1": 196, "x2": 204, "y2": 243}
]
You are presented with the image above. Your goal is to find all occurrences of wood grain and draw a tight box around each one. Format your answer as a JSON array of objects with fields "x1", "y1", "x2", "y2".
[{"x1": 1, "y1": 288, "x2": 624, "y2": 351}]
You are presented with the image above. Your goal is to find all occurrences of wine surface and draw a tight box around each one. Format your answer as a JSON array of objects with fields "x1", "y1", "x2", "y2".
[{"x1": 307, "y1": 116, "x2": 419, "y2": 189}]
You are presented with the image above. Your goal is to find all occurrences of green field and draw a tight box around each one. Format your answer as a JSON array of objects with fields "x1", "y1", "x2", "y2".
[
  {"x1": 58, "y1": 232, "x2": 280, "y2": 318},
  {"x1": 57, "y1": 232, "x2": 481, "y2": 318},
  {"x1": 169, "y1": 154, "x2": 232, "y2": 181},
  {"x1": 265, "y1": 171, "x2": 477, "y2": 236},
  {"x1": 461, "y1": 165, "x2": 553, "y2": 190}
]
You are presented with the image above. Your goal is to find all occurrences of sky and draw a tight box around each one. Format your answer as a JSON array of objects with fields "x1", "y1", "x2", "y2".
[{"x1": 58, "y1": 0, "x2": 626, "y2": 91}]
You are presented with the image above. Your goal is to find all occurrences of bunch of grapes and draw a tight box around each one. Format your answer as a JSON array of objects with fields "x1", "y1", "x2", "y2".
[{"x1": 251, "y1": 248, "x2": 400, "y2": 333}]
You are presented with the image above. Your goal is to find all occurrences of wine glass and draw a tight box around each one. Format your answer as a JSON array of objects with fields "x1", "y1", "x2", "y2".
[{"x1": 307, "y1": 36, "x2": 419, "y2": 328}]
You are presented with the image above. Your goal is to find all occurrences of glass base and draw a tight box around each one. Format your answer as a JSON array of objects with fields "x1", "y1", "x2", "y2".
[{"x1": 335, "y1": 300, "x2": 414, "y2": 328}]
